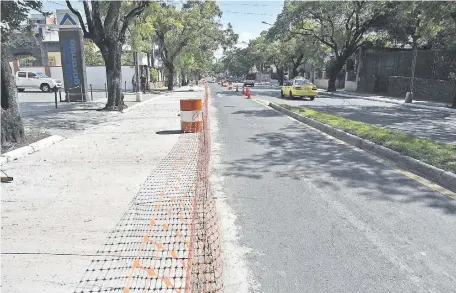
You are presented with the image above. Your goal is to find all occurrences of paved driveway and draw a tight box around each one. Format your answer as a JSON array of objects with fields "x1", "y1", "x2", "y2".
[{"x1": 248, "y1": 87, "x2": 456, "y2": 145}]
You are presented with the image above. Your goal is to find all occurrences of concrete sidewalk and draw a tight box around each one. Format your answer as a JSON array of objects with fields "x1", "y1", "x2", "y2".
[
  {"x1": 1, "y1": 91, "x2": 201, "y2": 293},
  {"x1": 19, "y1": 91, "x2": 161, "y2": 138}
]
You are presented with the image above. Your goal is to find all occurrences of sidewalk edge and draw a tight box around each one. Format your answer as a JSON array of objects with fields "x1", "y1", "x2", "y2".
[
  {"x1": 318, "y1": 91, "x2": 455, "y2": 114},
  {"x1": 269, "y1": 102, "x2": 456, "y2": 193},
  {"x1": 1, "y1": 135, "x2": 64, "y2": 165}
]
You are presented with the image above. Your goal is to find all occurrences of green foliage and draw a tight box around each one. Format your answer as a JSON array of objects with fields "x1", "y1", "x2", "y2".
[
  {"x1": 221, "y1": 47, "x2": 251, "y2": 76},
  {"x1": 84, "y1": 42, "x2": 104, "y2": 66},
  {"x1": 150, "y1": 68, "x2": 159, "y2": 82},
  {"x1": 131, "y1": 1, "x2": 236, "y2": 77},
  {"x1": 121, "y1": 51, "x2": 133, "y2": 66},
  {"x1": 19, "y1": 56, "x2": 36, "y2": 67},
  {"x1": 271, "y1": 1, "x2": 396, "y2": 58},
  {"x1": 284, "y1": 105, "x2": 456, "y2": 174},
  {"x1": 1, "y1": 1, "x2": 42, "y2": 44},
  {"x1": 379, "y1": 2, "x2": 447, "y2": 47}
]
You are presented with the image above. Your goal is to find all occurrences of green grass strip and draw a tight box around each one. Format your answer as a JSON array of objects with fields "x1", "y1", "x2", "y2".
[{"x1": 282, "y1": 104, "x2": 456, "y2": 174}]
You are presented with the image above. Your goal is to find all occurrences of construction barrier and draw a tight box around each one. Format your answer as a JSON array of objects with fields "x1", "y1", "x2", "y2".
[
  {"x1": 245, "y1": 87, "x2": 251, "y2": 99},
  {"x1": 186, "y1": 81, "x2": 222, "y2": 292},
  {"x1": 74, "y1": 80, "x2": 222, "y2": 293},
  {"x1": 180, "y1": 99, "x2": 202, "y2": 133}
]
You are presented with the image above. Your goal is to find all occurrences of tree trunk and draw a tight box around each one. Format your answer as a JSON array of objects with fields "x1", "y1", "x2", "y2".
[
  {"x1": 277, "y1": 67, "x2": 284, "y2": 86},
  {"x1": 291, "y1": 65, "x2": 299, "y2": 80},
  {"x1": 1, "y1": 48, "x2": 25, "y2": 145},
  {"x1": 167, "y1": 63, "x2": 175, "y2": 91},
  {"x1": 327, "y1": 58, "x2": 346, "y2": 92},
  {"x1": 181, "y1": 71, "x2": 186, "y2": 86},
  {"x1": 100, "y1": 42, "x2": 124, "y2": 110},
  {"x1": 451, "y1": 89, "x2": 456, "y2": 108}
]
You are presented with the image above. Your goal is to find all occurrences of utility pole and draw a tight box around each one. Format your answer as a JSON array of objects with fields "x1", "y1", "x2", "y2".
[{"x1": 134, "y1": 51, "x2": 142, "y2": 102}]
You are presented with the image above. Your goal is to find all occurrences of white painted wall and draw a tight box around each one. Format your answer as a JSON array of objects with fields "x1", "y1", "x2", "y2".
[
  {"x1": 18, "y1": 66, "x2": 46, "y2": 73},
  {"x1": 47, "y1": 66, "x2": 137, "y2": 90},
  {"x1": 49, "y1": 66, "x2": 64, "y2": 81},
  {"x1": 344, "y1": 72, "x2": 358, "y2": 91},
  {"x1": 314, "y1": 79, "x2": 328, "y2": 89},
  {"x1": 345, "y1": 81, "x2": 357, "y2": 91}
]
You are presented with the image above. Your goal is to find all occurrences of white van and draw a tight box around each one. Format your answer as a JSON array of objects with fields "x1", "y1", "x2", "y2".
[
  {"x1": 243, "y1": 73, "x2": 256, "y2": 87},
  {"x1": 15, "y1": 71, "x2": 62, "y2": 92}
]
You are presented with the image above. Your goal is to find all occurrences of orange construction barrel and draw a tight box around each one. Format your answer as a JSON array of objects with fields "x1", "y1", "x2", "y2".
[{"x1": 180, "y1": 99, "x2": 202, "y2": 133}]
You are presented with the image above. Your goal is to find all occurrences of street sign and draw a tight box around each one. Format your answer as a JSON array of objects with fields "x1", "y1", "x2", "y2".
[
  {"x1": 60, "y1": 13, "x2": 76, "y2": 25},
  {"x1": 56, "y1": 9, "x2": 79, "y2": 27},
  {"x1": 58, "y1": 27, "x2": 89, "y2": 101}
]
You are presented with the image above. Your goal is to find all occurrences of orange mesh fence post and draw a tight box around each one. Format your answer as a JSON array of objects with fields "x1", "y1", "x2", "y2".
[{"x1": 185, "y1": 80, "x2": 223, "y2": 293}]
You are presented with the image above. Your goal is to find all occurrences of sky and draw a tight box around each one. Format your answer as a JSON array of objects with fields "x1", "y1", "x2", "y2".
[{"x1": 40, "y1": 0, "x2": 285, "y2": 57}]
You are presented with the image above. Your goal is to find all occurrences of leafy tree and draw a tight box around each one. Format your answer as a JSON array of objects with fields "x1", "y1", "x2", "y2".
[
  {"x1": 271, "y1": 1, "x2": 396, "y2": 91},
  {"x1": 84, "y1": 42, "x2": 104, "y2": 66},
  {"x1": 150, "y1": 68, "x2": 159, "y2": 82},
  {"x1": 420, "y1": 1, "x2": 456, "y2": 108},
  {"x1": 221, "y1": 48, "x2": 251, "y2": 77},
  {"x1": 1, "y1": 0, "x2": 42, "y2": 145},
  {"x1": 121, "y1": 51, "x2": 134, "y2": 66},
  {"x1": 66, "y1": 1, "x2": 150, "y2": 110},
  {"x1": 19, "y1": 56, "x2": 37, "y2": 67},
  {"x1": 136, "y1": 1, "x2": 234, "y2": 90},
  {"x1": 379, "y1": 1, "x2": 446, "y2": 101}
]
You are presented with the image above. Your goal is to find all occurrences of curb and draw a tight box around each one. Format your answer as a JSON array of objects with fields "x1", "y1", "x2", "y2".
[
  {"x1": 319, "y1": 91, "x2": 455, "y2": 114},
  {"x1": 1, "y1": 135, "x2": 64, "y2": 165},
  {"x1": 269, "y1": 102, "x2": 456, "y2": 193}
]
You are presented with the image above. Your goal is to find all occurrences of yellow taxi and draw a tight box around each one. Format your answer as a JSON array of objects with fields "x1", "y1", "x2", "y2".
[{"x1": 281, "y1": 78, "x2": 318, "y2": 100}]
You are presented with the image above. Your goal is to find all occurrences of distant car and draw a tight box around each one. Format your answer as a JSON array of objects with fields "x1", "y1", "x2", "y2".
[
  {"x1": 281, "y1": 78, "x2": 317, "y2": 100},
  {"x1": 243, "y1": 73, "x2": 256, "y2": 87},
  {"x1": 15, "y1": 71, "x2": 62, "y2": 92}
]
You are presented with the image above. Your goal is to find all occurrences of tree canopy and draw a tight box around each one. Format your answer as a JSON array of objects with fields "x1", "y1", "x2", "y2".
[{"x1": 131, "y1": 1, "x2": 237, "y2": 89}]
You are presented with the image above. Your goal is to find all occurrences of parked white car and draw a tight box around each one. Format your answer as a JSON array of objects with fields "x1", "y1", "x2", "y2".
[{"x1": 16, "y1": 71, "x2": 62, "y2": 92}]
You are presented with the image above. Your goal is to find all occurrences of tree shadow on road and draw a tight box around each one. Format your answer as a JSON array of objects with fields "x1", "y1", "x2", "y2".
[{"x1": 221, "y1": 109, "x2": 456, "y2": 215}]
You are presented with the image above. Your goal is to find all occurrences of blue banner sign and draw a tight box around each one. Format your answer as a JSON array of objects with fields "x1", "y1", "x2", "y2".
[{"x1": 58, "y1": 28, "x2": 88, "y2": 101}]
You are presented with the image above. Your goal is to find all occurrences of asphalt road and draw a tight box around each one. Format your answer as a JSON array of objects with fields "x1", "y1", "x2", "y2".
[
  {"x1": 210, "y1": 84, "x2": 456, "y2": 293},
  {"x1": 247, "y1": 86, "x2": 456, "y2": 145}
]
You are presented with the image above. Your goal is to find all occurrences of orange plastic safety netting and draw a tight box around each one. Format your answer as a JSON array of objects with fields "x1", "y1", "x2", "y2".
[{"x1": 74, "y1": 81, "x2": 222, "y2": 293}]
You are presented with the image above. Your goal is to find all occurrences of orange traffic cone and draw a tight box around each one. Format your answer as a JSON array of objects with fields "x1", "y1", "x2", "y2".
[{"x1": 246, "y1": 87, "x2": 251, "y2": 99}]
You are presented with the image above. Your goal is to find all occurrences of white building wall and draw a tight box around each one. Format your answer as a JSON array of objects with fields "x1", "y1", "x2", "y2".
[
  {"x1": 47, "y1": 66, "x2": 136, "y2": 90},
  {"x1": 18, "y1": 66, "x2": 47, "y2": 73}
]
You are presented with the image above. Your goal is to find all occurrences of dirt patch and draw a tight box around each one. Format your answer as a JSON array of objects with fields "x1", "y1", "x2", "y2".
[{"x1": 1, "y1": 128, "x2": 51, "y2": 153}]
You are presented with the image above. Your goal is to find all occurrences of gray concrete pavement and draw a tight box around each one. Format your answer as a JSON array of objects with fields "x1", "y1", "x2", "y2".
[
  {"x1": 1, "y1": 91, "x2": 199, "y2": 292},
  {"x1": 246, "y1": 86, "x2": 456, "y2": 145},
  {"x1": 211, "y1": 84, "x2": 456, "y2": 293},
  {"x1": 18, "y1": 91, "x2": 160, "y2": 138}
]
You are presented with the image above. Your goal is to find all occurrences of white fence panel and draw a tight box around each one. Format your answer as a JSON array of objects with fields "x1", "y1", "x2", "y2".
[
  {"x1": 85, "y1": 66, "x2": 107, "y2": 90},
  {"x1": 33, "y1": 66, "x2": 137, "y2": 91},
  {"x1": 50, "y1": 67, "x2": 64, "y2": 81},
  {"x1": 18, "y1": 66, "x2": 46, "y2": 73}
]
